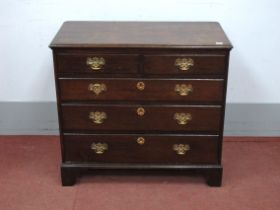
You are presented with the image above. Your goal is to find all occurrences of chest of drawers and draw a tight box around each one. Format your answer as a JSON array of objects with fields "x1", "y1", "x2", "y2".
[{"x1": 50, "y1": 21, "x2": 232, "y2": 186}]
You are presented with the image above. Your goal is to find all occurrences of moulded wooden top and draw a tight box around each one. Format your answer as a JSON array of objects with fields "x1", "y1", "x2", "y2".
[{"x1": 50, "y1": 21, "x2": 232, "y2": 49}]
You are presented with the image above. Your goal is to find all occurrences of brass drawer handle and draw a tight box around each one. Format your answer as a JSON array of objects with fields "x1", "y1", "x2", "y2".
[
  {"x1": 86, "y1": 57, "x2": 105, "y2": 70},
  {"x1": 174, "y1": 84, "x2": 193, "y2": 96},
  {"x1": 136, "y1": 107, "x2": 145, "y2": 116},
  {"x1": 136, "y1": 137, "x2": 145, "y2": 145},
  {"x1": 88, "y1": 83, "x2": 107, "y2": 95},
  {"x1": 136, "y1": 81, "x2": 145, "y2": 91},
  {"x1": 173, "y1": 144, "x2": 190, "y2": 155},
  {"x1": 174, "y1": 113, "x2": 192, "y2": 125},
  {"x1": 175, "y1": 58, "x2": 194, "y2": 71},
  {"x1": 91, "y1": 142, "x2": 108, "y2": 154},
  {"x1": 89, "y1": 111, "x2": 107, "y2": 124}
]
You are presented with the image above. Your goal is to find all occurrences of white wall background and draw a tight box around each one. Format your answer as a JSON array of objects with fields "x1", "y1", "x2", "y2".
[{"x1": 0, "y1": 0, "x2": 279, "y2": 103}]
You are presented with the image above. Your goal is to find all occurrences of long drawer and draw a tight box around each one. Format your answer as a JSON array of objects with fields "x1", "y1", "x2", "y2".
[
  {"x1": 63, "y1": 134, "x2": 219, "y2": 164},
  {"x1": 59, "y1": 78, "x2": 224, "y2": 103},
  {"x1": 61, "y1": 104, "x2": 221, "y2": 132}
]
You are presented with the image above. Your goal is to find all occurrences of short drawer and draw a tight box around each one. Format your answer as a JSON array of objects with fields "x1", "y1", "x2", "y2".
[
  {"x1": 56, "y1": 54, "x2": 139, "y2": 74},
  {"x1": 144, "y1": 54, "x2": 226, "y2": 75},
  {"x1": 61, "y1": 105, "x2": 221, "y2": 132},
  {"x1": 59, "y1": 78, "x2": 224, "y2": 103},
  {"x1": 63, "y1": 134, "x2": 219, "y2": 164}
]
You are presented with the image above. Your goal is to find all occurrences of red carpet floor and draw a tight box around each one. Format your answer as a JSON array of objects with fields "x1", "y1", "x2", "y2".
[{"x1": 0, "y1": 136, "x2": 279, "y2": 210}]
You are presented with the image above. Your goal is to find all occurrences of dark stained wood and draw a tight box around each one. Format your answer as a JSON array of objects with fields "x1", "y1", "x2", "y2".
[
  {"x1": 57, "y1": 53, "x2": 139, "y2": 74},
  {"x1": 144, "y1": 54, "x2": 226, "y2": 75},
  {"x1": 61, "y1": 163, "x2": 223, "y2": 186},
  {"x1": 59, "y1": 78, "x2": 224, "y2": 103},
  {"x1": 61, "y1": 166, "x2": 77, "y2": 186},
  {"x1": 63, "y1": 134, "x2": 218, "y2": 164},
  {"x1": 50, "y1": 21, "x2": 232, "y2": 186},
  {"x1": 61, "y1": 105, "x2": 221, "y2": 132},
  {"x1": 204, "y1": 167, "x2": 223, "y2": 187},
  {"x1": 50, "y1": 21, "x2": 232, "y2": 49}
]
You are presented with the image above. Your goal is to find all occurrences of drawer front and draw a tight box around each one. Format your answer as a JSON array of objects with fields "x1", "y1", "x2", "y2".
[
  {"x1": 59, "y1": 78, "x2": 224, "y2": 103},
  {"x1": 57, "y1": 54, "x2": 139, "y2": 73},
  {"x1": 61, "y1": 105, "x2": 221, "y2": 132},
  {"x1": 63, "y1": 134, "x2": 218, "y2": 164},
  {"x1": 144, "y1": 55, "x2": 226, "y2": 75}
]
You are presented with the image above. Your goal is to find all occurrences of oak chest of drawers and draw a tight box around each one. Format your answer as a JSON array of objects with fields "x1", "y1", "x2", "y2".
[{"x1": 50, "y1": 21, "x2": 232, "y2": 186}]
